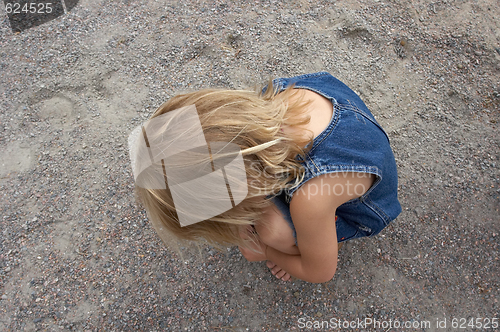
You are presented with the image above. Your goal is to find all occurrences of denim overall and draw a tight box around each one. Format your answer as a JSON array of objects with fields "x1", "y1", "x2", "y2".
[{"x1": 266, "y1": 72, "x2": 402, "y2": 243}]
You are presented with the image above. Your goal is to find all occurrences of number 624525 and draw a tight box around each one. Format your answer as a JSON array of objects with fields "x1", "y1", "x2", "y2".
[{"x1": 5, "y1": 2, "x2": 53, "y2": 14}]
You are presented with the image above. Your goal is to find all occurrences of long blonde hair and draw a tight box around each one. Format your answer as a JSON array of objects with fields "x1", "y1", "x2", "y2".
[{"x1": 134, "y1": 80, "x2": 313, "y2": 249}]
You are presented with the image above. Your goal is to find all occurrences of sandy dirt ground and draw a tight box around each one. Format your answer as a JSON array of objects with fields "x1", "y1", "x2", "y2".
[{"x1": 0, "y1": 0, "x2": 499, "y2": 331}]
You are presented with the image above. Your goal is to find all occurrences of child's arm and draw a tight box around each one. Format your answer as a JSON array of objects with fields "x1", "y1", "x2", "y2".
[
  {"x1": 264, "y1": 173, "x2": 374, "y2": 283},
  {"x1": 264, "y1": 189, "x2": 339, "y2": 283}
]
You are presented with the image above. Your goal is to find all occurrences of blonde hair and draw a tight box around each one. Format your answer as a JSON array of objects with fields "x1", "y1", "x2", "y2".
[{"x1": 134, "y1": 80, "x2": 313, "y2": 249}]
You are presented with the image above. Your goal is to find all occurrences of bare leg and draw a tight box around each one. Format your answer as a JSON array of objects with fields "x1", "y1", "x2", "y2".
[
  {"x1": 254, "y1": 203, "x2": 299, "y2": 281},
  {"x1": 254, "y1": 202, "x2": 299, "y2": 255}
]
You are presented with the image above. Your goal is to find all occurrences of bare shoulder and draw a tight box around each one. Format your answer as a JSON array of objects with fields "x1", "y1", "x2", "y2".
[
  {"x1": 285, "y1": 89, "x2": 334, "y2": 142},
  {"x1": 290, "y1": 172, "x2": 375, "y2": 220}
]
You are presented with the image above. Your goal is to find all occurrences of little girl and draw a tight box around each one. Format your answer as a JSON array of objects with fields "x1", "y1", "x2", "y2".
[{"x1": 130, "y1": 72, "x2": 401, "y2": 283}]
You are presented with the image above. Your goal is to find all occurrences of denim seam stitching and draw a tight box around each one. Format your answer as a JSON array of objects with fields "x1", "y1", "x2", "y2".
[
  {"x1": 290, "y1": 72, "x2": 330, "y2": 80},
  {"x1": 344, "y1": 99, "x2": 390, "y2": 142},
  {"x1": 337, "y1": 226, "x2": 359, "y2": 242},
  {"x1": 274, "y1": 72, "x2": 330, "y2": 95},
  {"x1": 307, "y1": 101, "x2": 341, "y2": 152},
  {"x1": 362, "y1": 196, "x2": 390, "y2": 226},
  {"x1": 303, "y1": 154, "x2": 321, "y2": 173}
]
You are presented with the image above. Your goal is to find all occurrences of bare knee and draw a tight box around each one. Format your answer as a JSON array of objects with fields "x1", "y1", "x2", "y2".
[{"x1": 255, "y1": 204, "x2": 296, "y2": 249}]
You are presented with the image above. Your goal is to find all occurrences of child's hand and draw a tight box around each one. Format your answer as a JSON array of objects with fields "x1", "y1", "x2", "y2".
[{"x1": 238, "y1": 225, "x2": 268, "y2": 262}]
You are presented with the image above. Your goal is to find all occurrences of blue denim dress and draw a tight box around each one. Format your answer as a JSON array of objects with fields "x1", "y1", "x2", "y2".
[{"x1": 266, "y1": 72, "x2": 402, "y2": 243}]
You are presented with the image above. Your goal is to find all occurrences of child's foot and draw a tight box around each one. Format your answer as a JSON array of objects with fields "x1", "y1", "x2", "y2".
[{"x1": 266, "y1": 260, "x2": 292, "y2": 281}]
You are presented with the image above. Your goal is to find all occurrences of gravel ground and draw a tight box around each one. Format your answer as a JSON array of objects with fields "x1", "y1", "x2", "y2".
[{"x1": 0, "y1": 0, "x2": 498, "y2": 331}]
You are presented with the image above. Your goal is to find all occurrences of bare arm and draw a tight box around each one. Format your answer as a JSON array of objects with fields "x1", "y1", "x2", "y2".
[
  {"x1": 264, "y1": 172, "x2": 375, "y2": 283},
  {"x1": 264, "y1": 191, "x2": 339, "y2": 283}
]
